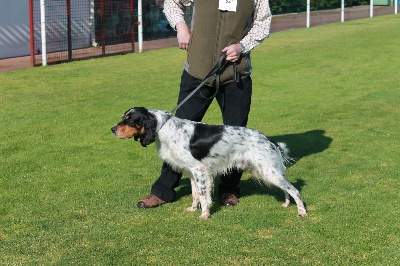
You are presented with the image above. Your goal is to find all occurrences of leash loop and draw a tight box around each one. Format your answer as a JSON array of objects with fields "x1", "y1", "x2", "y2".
[{"x1": 171, "y1": 52, "x2": 227, "y2": 114}]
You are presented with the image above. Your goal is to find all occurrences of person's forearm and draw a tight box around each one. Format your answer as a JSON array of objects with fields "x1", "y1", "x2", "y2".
[{"x1": 176, "y1": 21, "x2": 190, "y2": 50}]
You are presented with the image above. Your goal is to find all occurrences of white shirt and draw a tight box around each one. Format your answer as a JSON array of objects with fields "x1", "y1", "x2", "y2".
[{"x1": 163, "y1": 0, "x2": 272, "y2": 53}]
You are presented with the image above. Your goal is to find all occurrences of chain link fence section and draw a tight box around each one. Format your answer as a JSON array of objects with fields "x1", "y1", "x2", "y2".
[
  {"x1": 30, "y1": 0, "x2": 192, "y2": 66},
  {"x1": 25, "y1": 1, "x2": 397, "y2": 67}
]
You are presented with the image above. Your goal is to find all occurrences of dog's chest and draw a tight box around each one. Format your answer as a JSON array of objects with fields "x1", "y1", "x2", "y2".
[{"x1": 156, "y1": 124, "x2": 192, "y2": 159}]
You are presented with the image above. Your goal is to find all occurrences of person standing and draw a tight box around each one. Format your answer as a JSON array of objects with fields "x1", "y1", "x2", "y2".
[{"x1": 137, "y1": 0, "x2": 272, "y2": 208}]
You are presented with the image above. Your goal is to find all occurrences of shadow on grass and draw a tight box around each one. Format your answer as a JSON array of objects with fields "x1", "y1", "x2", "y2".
[
  {"x1": 271, "y1": 129, "x2": 333, "y2": 165},
  {"x1": 175, "y1": 129, "x2": 332, "y2": 213}
]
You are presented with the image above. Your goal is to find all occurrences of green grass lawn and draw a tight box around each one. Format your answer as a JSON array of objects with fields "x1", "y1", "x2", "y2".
[{"x1": 1, "y1": 15, "x2": 399, "y2": 265}]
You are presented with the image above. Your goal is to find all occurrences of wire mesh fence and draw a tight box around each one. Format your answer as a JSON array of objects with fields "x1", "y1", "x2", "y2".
[
  {"x1": 30, "y1": 0, "x2": 192, "y2": 66},
  {"x1": 24, "y1": 0, "x2": 399, "y2": 67}
]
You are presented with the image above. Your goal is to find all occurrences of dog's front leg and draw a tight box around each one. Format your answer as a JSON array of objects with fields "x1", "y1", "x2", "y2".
[
  {"x1": 190, "y1": 167, "x2": 211, "y2": 220},
  {"x1": 186, "y1": 178, "x2": 200, "y2": 212},
  {"x1": 197, "y1": 189, "x2": 210, "y2": 220}
]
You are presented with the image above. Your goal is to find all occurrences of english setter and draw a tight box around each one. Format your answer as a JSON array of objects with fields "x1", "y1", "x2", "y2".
[{"x1": 111, "y1": 107, "x2": 307, "y2": 220}]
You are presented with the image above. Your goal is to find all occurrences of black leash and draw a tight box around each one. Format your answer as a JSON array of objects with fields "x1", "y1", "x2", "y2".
[{"x1": 171, "y1": 52, "x2": 228, "y2": 114}]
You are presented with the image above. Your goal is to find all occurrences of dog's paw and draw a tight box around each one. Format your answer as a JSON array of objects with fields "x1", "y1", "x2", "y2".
[
  {"x1": 281, "y1": 200, "x2": 291, "y2": 208},
  {"x1": 198, "y1": 213, "x2": 210, "y2": 220},
  {"x1": 297, "y1": 209, "x2": 307, "y2": 217},
  {"x1": 186, "y1": 207, "x2": 198, "y2": 212}
]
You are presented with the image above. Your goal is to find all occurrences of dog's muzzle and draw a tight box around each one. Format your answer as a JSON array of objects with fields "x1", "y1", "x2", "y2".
[{"x1": 111, "y1": 125, "x2": 118, "y2": 136}]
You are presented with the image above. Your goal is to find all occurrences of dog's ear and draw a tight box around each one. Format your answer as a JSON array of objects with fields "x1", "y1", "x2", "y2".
[{"x1": 137, "y1": 114, "x2": 157, "y2": 147}]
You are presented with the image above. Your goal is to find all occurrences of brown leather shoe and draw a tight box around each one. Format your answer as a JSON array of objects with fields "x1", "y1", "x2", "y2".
[
  {"x1": 220, "y1": 193, "x2": 239, "y2": 206},
  {"x1": 137, "y1": 194, "x2": 166, "y2": 208}
]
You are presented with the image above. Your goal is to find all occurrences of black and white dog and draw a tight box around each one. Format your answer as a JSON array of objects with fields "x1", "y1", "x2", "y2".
[{"x1": 111, "y1": 107, "x2": 307, "y2": 220}]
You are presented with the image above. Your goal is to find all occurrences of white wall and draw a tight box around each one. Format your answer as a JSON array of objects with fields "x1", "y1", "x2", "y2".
[
  {"x1": 0, "y1": 1, "x2": 30, "y2": 59},
  {"x1": 0, "y1": 0, "x2": 93, "y2": 59}
]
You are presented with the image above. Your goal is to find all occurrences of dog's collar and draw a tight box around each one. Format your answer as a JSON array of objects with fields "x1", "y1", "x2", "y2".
[{"x1": 156, "y1": 112, "x2": 173, "y2": 133}]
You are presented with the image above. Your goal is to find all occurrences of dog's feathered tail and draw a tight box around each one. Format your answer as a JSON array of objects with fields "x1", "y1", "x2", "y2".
[{"x1": 277, "y1": 142, "x2": 295, "y2": 167}]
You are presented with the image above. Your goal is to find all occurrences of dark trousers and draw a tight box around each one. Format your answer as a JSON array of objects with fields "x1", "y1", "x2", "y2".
[{"x1": 150, "y1": 70, "x2": 253, "y2": 202}]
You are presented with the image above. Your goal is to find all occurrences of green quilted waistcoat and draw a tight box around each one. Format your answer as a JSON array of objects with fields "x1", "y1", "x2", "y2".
[{"x1": 186, "y1": 0, "x2": 254, "y2": 86}]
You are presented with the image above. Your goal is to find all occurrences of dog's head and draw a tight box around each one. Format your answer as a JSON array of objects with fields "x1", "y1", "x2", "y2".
[{"x1": 111, "y1": 107, "x2": 157, "y2": 147}]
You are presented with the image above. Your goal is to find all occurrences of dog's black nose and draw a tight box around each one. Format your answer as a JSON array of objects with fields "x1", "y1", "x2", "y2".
[{"x1": 111, "y1": 126, "x2": 116, "y2": 134}]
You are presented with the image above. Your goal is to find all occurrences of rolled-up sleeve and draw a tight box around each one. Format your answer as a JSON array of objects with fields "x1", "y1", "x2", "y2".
[
  {"x1": 240, "y1": 0, "x2": 272, "y2": 54},
  {"x1": 163, "y1": 0, "x2": 192, "y2": 29},
  {"x1": 164, "y1": 0, "x2": 271, "y2": 52}
]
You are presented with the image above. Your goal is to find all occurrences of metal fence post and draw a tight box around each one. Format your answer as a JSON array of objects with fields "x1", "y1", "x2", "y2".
[
  {"x1": 40, "y1": 0, "x2": 47, "y2": 66},
  {"x1": 67, "y1": 0, "x2": 72, "y2": 62},
  {"x1": 341, "y1": 0, "x2": 345, "y2": 22},
  {"x1": 306, "y1": 0, "x2": 310, "y2": 28},
  {"x1": 370, "y1": 0, "x2": 374, "y2": 17},
  {"x1": 29, "y1": 0, "x2": 36, "y2": 67},
  {"x1": 138, "y1": 0, "x2": 143, "y2": 53}
]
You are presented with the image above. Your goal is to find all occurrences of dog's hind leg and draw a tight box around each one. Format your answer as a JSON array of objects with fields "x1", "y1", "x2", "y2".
[
  {"x1": 271, "y1": 175, "x2": 307, "y2": 217},
  {"x1": 281, "y1": 190, "x2": 292, "y2": 208},
  {"x1": 255, "y1": 168, "x2": 307, "y2": 217},
  {"x1": 186, "y1": 178, "x2": 200, "y2": 212}
]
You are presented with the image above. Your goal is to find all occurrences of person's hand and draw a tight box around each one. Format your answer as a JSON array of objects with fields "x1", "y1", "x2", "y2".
[
  {"x1": 222, "y1": 44, "x2": 242, "y2": 62},
  {"x1": 175, "y1": 21, "x2": 190, "y2": 50}
]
